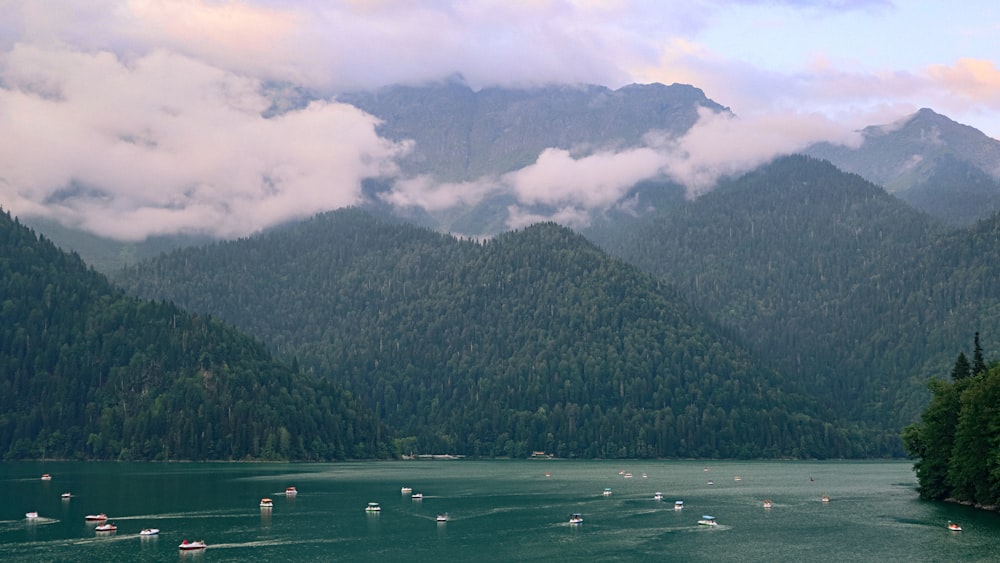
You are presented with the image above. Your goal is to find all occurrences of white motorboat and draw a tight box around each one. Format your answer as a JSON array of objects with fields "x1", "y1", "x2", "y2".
[
  {"x1": 654, "y1": 492, "x2": 664, "y2": 501},
  {"x1": 25, "y1": 511, "x2": 38, "y2": 519},
  {"x1": 139, "y1": 528, "x2": 160, "y2": 536},
  {"x1": 285, "y1": 486, "x2": 298, "y2": 495},
  {"x1": 366, "y1": 502, "x2": 381, "y2": 512},
  {"x1": 763, "y1": 499, "x2": 773, "y2": 508},
  {"x1": 948, "y1": 521, "x2": 962, "y2": 531},
  {"x1": 436, "y1": 513, "x2": 449, "y2": 522},
  {"x1": 179, "y1": 540, "x2": 207, "y2": 551},
  {"x1": 412, "y1": 493, "x2": 423, "y2": 500},
  {"x1": 61, "y1": 492, "x2": 71, "y2": 499},
  {"x1": 603, "y1": 487, "x2": 612, "y2": 497},
  {"x1": 697, "y1": 515, "x2": 718, "y2": 526},
  {"x1": 569, "y1": 513, "x2": 584, "y2": 524},
  {"x1": 260, "y1": 498, "x2": 273, "y2": 508},
  {"x1": 40, "y1": 474, "x2": 52, "y2": 481},
  {"x1": 674, "y1": 500, "x2": 684, "y2": 510},
  {"x1": 401, "y1": 487, "x2": 412, "y2": 494},
  {"x1": 85, "y1": 513, "x2": 108, "y2": 521},
  {"x1": 95, "y1": 523, "x2": 117, "y2": 532}
]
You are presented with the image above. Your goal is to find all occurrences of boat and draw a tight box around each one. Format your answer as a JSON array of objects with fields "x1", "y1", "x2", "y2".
[
  {"x1": 763, "y1": 499, "x2": 773, "y2": 508},
  {"x1": 412, "y1": 493, "x2": 423, "y2": 500},
  {"x1": 40, "y1": 474, "x2": 52, "y2": 481},
  {"x1": 139, "y1": 528, "x2": 160, "y2": 536},
  {"x1": 674, "y1": 500, "x2": 684, "y2": 510},
  {"x1": 734, "y1": 476, "x2": 742, "y2": 481},
  {"x1": 642, "y1": 473, "x2": 648, "y2": 479},
  {"x1": 436, "y1": 513, "x2": 449, "y2": 523},
  {"x1": 95, "y1": 523, "x2": 117, "y2": 532},
  {"x1": 623, "y1": 473, "x2": 633, "y2": 479},
  {"x1": 401, "y1": 487, "x2": 412, "y2": 494},
  {"x1": 179, "y1": 540, "x2": 207, "y2": 551},
  {"x1": 365, "y1": 502, "x2": 381, "y2": 512},
  {"x1": 285, "y1": 486, "x2": 297, "y2": 495},
  {"x1": 654, "y1": 492, "x2": 664, "y2": 501},
  {"x1": 603, "y1": 487, "x2": 613, "y2": 496},
  {"x1": 260, "y1": 498, "x2": 273, "y2": 508},
  {"x1": 85, "y1": 513, "x2": 108, "y2": 521},
  {"x1": 706, "y1": 480, "x2": 714, "y2": 485},
  {"x1": 61, "y1": 492, "x2": 71, "y2": 499},
  {"x1": 697, "y1": 515, "x2": 718, "y2": 526},
  {"x1": 948, "y1": 521, "x2": 962, "y2": 531},
  {"x1": 569, "y1": 513, "x2": 584, "y2": 525},
  {"x1": 821, "y1": 495, "x2": 831, "y2": 503},
  {"x1": 25, "y1": 512, "x2": 38, "y2": 519}
]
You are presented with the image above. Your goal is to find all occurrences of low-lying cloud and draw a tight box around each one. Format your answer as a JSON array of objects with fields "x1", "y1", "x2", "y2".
[{"x1": 0, "y1": 45, "x2": 407, "y2": 240}]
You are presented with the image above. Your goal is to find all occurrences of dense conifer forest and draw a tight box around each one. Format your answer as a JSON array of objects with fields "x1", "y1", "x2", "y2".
[
  {"x1": 116, "y1": 209, "x2": 871, "y2": 459},
  {"x1": 0, "y1": 209, "x2": 386, "y2": 461}
]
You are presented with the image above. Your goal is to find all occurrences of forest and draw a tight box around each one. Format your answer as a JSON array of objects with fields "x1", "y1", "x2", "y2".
[
  {"x1": 0, "y1": 209, "x2": 386, "y2": 461},
  {"x1": 902, "y1": 334, "x2": 1000, "y2": 506}
]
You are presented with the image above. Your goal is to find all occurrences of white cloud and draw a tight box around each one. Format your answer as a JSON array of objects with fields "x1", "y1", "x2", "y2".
[{"x1": 0, "y1": 45, "x2": 407, "y2": 240}]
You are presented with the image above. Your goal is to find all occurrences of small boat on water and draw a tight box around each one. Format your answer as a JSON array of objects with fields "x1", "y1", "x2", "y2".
[
  {"x1": 40, "y1": 474, "x2": 52, "y2": 481},
  {"x1": 61, "y1": 492, "x2": 71, "y2": 499},
  {"x1": 821, "y1": 495, "x2": 831, "y2": 503},
  {"x1": 948, "y1": 521, "x2": 962, "y2": 531},
  {"x1": 763, "y1": 499, "x2": 773, "y2": 509},
  {"x1": 412, "y1": 493, "x2": 423, "y2": 500},
  {"x1": 674, "y1": 500, "x2": 684, "y2": 510},
  {"x1": 285, "y1": 486, "x2": 297, "y2": 495},
  {"x1": 706, "y1": 480, "x2": 714, "y2": 485},
  {"x1": 603, "y1": 487, "x2": 613, "y2": 497},
  {"x1": 25, "y1": 512, "x2": 38, "y2": 519},
  {"x1": 569, "y1": 513, "x2": 584, "y2": 525},
  {"x1": 179, "y1": 540, "x2": 207, "y2": 551},
  {"x1": 260, "y1": 498, "x2": 273, "y2": 508},
  {"x1": 654, "y1": 492, "x2": 664, "y2": 501},
  {"x1": 95, "y1": 523, "x2": 117, "y2": 532},
  {"x1": 401, "y1": 487, "x2": 412, "y2": 494},
  {"x1": 436, "y1": 513, "x2": 449, "y2": 523},
  {"x1": 734, "y1": 476, "x2": 742, "y2": 481},
  {"x1": 623, "y1": 473, "x2": 633, "y2": 479},
  {"x1": 139, "y1": 528, "x2": 160, "y2": 536},
  {"x1": 365, "y1": 502, "x2": 381, "y2": 512},
  {"x1": 85, "y1": 513, "x2": 108, "y2": 521},
  {"x1": 697, "y1": 515, "x2": 718, "y2": 527}
]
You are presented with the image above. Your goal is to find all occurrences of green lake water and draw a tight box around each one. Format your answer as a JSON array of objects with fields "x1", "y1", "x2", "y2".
[{"x1": 2, "y1": 460, "x2": 997, "y2": 562}]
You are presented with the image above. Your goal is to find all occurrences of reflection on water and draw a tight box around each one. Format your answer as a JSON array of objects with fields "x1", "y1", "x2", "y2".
[{"x1": 1, "y1": 460, "x2": 998, "y2": 562}]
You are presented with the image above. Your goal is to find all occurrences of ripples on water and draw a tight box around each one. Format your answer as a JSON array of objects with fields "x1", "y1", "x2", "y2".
[{"x1": 3, "y1": 460, "x2": 999, "y2": 562}]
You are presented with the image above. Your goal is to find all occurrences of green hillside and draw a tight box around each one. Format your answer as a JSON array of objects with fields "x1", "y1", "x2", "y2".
[
  {"x1": 115, "y1": 209, "x2": 859, "y2": 459},
  {"x1": 591, "y1": 155, "x2": 1000, "y2": 442},
  {"x1": 0, "y1": 209, "x2": 385, "y2": 461}
]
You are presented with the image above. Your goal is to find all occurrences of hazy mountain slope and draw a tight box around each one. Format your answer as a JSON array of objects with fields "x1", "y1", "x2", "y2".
[
  {"x1": 0, "y1": 209, "x2": 384, "y2": 461},
  {"x1": 590, "y1": 155, "x2": 951, "y2": 439},
  {"x1": 115, "y1": 208, "x2": 865, "y2": 459},
  {"x1": 341, "y1": 78, "x2": 727, "y2": 181},
  {"x1": 805, "y1": 108, "x2": 1000, "y2": 225}
]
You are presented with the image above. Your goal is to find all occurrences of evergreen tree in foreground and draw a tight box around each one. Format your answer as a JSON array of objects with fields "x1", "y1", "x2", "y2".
[{"x1": 903, "y1": 334, "x2": 1000, "y2": 504}]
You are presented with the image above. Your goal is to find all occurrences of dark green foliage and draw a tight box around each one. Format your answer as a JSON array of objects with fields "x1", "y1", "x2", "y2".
[
  {"x1": 905, "y1": 340, "x2": 1000, "y2": 505},
  {"x1": 590, "y1": 155, "x2": 1000, "y2": 454},
  {"x1": 0, "y1": 209, "x2": 384, "y2": 461},
  {"x1": 116, "y1": 209, "x2": 855, "y2": 459}
]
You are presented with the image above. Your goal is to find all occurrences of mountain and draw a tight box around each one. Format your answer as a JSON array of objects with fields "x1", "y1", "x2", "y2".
[
  {"x1": 590, "y1": 155, "x2": 1000, "y2": 442},
  {"x1": 341, "y1": 77, "x2": 728, "y2": 181},
  {"x1": 0, "y1": 208, "x2": 385, "y2": 461},
  {"x1": 114, "y1": 208, "x2": 862, "y2": 459},
  {"x1": 805, "y1": 108, "x2": 1000, "y2": 225}
]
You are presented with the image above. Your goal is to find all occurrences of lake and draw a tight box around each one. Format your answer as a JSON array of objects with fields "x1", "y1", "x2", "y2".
[{"x1": 3, "y1": 460, "x2": 997, "y2": 561}]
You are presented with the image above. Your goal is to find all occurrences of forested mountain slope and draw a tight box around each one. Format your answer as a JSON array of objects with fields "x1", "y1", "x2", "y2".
[
  {"x1": 590, "y1": 155, "x2": 1000, "y2": 442},
  {"x1": 0, "y1": 209, "x2": 384, "y2": 461},
  {"x1": 115, "y1": 209, "x2": 865, "y2": 459}
]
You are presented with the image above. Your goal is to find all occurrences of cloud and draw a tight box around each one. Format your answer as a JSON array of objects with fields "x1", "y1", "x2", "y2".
[
  {"x1": 926, "y1": 58, "x2": 1000, "y2": 106},
  {"x1": 0, "y1": 45, "x2": 407, "y2": 240}
]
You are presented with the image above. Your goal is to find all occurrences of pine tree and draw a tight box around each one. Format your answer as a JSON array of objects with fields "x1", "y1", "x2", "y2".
[
  {"x1": 951, "y1": 352, "x2": 971, "y2": 381},
  {"x1": 973, "y1": 332, "x2": 987, "y2": 376}
]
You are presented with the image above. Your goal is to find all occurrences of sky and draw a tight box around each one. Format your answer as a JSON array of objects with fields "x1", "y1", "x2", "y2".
[{"x1": 1, "y1": 0, "x2": 999, "y2": 240}]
